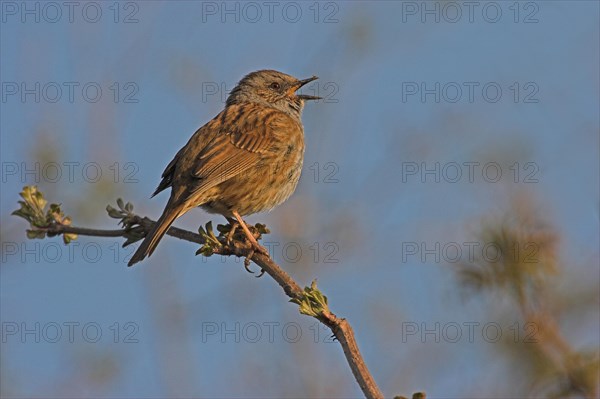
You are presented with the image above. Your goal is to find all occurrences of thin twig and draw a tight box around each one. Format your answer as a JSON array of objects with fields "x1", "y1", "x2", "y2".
[{"x1": 45, "y1": 216, "x2": 204, "y2": 244}]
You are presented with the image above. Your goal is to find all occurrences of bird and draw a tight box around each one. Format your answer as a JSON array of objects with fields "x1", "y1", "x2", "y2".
[{"x1": 127, "y1": 70, "x2": 320, "y2": 266}]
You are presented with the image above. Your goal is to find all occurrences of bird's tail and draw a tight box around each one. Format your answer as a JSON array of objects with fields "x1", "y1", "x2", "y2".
[{"x1": 127, "y1": 202, "x2": 184, "y2": 266}]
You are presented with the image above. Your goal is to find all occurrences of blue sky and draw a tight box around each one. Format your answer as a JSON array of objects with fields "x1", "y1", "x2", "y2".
[{"x1": 1, "y1": 1, "x2": 598, "y2": 398}]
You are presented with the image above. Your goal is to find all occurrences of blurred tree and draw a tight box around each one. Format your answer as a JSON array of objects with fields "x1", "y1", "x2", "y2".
[{"x1": 455, "y1": 193, "x2": 599, "y2": 398}]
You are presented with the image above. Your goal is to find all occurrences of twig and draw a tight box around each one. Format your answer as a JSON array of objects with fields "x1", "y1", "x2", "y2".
[{"x1": 44, "y1": 216, "x2": 205, "y2": 245}]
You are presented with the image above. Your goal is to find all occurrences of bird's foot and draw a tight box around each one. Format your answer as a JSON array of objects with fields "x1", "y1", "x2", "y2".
[
  {"x1": 236, "y1": 226, "x2": 269, "y2": 257},
  {"x1": 225, "y1": 222, "x2": 239, "y2": 245},
  {"x1": 243, "y1": 249, "x2": 266, "y2": 277},
  {"x1": 231, "y1": 211, "x2": 269, "y2": 255},
  {"x1": 238, "y1": 222, "x2": 268, "y2": 277}
]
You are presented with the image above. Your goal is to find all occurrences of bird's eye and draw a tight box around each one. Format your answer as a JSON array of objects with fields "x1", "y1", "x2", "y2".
[{"x1": 269, "y1": 82, "x2": 281, "y2": 90}]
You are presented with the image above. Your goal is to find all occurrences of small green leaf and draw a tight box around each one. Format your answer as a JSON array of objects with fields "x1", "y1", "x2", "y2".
[
  {"x1": 196, "y1": 246, "x2": 214, "y2": 257},
  {"x1": 63, "y1": 233, "x2": 78, "y2": 244},
  {"x1": 291, "y1": 280, "x2": 330, "y2": 317}
]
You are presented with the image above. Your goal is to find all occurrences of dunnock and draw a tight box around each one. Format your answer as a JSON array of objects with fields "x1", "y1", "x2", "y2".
[{"x1": 128, "y1": 70, "x2": 320, "y2": 266}]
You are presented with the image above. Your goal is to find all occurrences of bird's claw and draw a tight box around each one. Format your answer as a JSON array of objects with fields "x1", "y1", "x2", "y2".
[
  {"x1": 243, "y1": 249, "x2": 256, "y2": 273},
  {"x1": 242, "y1": 248, "x2": 266, "y2": 277}
]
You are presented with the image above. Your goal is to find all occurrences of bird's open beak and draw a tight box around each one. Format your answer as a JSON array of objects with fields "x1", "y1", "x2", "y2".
[{"x1": 294, "y1": 76, "x2": 321, "y2": 100}]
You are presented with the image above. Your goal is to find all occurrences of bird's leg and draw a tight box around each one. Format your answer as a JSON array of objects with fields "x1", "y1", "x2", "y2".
[
  {"x1": 225, "y1": 217, "x2": 239, "y2": 245},
  {"x1": 232, "y1": 211, "x2": 268, "y2": 256}
]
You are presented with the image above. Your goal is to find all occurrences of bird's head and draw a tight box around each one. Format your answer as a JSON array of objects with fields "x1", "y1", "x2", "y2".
[{"x1": 226, "y1": 70, "x2": 320, "y2": 117}]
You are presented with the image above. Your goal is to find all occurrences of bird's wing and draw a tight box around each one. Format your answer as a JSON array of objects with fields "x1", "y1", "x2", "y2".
[
  {"x1": 186, "y1": 105, "x2": 289, "y2": 197},
  {"x1": 151, "y1": 104, "x2": 283, "y2": 197},
  {"x1": 152, "y1": 104, "x2": 299, "y2": 202}
]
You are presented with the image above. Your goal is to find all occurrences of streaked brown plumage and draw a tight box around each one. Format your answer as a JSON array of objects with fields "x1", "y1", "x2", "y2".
[{"x1": 128, "y1": 70, "x2": 320, "y2": 266}]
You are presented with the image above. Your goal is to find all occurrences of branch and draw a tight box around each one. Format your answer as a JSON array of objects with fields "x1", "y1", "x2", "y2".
[
  {"x1": 46, "y1": 216, "x2": 205, "y2": 245},
  {"x1": 12, "y1": 186, "x2": 424, "y2": 399}
]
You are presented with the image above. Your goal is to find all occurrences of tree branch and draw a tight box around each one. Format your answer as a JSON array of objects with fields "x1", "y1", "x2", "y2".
[
  {"x1": 45, "y1": 216, "x2": 205, "y2": 245},
  {"x1": 13, "y1": 186, "x2": 424, "y2": 399},
  {"x1": 45, "y1": 217, "x2": 384, "y2": 398}
]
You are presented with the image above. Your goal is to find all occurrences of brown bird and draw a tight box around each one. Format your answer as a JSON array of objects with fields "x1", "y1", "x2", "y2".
[{"x1": 128, "y1": 70, "x2": 320, "y2": 266}]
